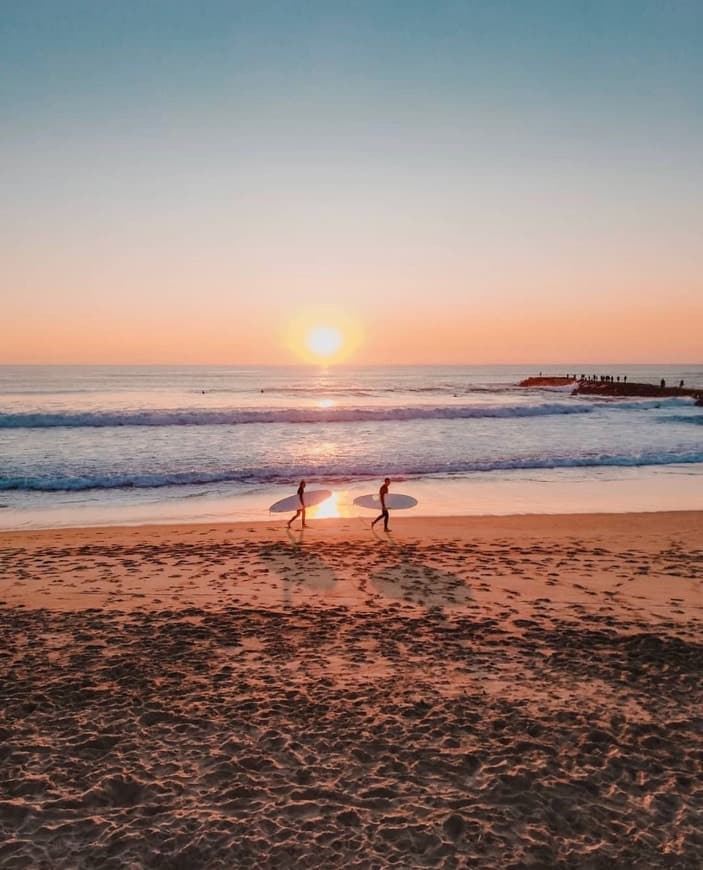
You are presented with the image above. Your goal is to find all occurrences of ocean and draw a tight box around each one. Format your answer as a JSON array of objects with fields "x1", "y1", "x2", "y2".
[{"x1": 1, "y1": 364, "x2": 702, "y2": 529}]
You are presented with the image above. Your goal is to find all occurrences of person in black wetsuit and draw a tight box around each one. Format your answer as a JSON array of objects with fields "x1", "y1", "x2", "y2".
[
  {"x1": 372, "y1": 477, "x2": 392, "y2": 532},
  {"x1": 287, "y1": 480, "x2": 308, "y2": 529}
]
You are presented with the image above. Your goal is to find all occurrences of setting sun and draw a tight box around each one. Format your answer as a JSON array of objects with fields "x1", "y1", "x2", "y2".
[
  {"x1": 306, "y1": 326, "x2": 342, "y2": 359},
  {"x1": 284, "y1": 307, "x2": 363, "y2": 364}
]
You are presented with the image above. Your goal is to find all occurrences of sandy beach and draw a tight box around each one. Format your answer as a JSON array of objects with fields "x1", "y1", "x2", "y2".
[{"x1": 1, "y1": 512, "x2": 701, "y2": 868}]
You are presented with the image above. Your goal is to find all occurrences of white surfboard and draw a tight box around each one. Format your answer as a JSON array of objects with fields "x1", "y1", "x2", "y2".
[
  {"x1": 353, "y1": 493, "x2": 418, "y2": 511},
  {"x1": 269, "y1": 489, "x2": 333, "y2": 513}
]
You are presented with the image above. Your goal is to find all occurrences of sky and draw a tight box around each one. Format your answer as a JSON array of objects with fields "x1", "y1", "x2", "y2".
[{"x1": 2, "y1": 1, "x2": 702, "y2": 364}]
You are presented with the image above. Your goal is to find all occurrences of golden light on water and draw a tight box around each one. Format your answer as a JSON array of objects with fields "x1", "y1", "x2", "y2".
[
  {"x1": 312, "y1": 491, "x2": 340, "y2": 518},
  {"x1": 317, "y1": 398, "x2": 335, "y2": 408},
  {"x1": 302, "y1": 490, "x2": 357, "y2": 519}
]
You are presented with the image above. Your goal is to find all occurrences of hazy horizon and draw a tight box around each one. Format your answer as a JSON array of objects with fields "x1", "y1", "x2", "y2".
[{"x1": 2, "y1": 362, "x2": 702, "y2": 373}]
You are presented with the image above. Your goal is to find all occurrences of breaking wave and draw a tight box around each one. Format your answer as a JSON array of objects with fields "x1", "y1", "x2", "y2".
[
  {"x1": 4, "y1": 450, "x2": 702, "y2": 492},
  {"x1": 0, "y1": 403, "x2": 595, "y2": 428}
]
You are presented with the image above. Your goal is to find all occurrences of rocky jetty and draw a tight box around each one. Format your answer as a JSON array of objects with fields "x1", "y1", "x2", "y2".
[
  {"x1": 575, "y1": 381, "x2": 702, "y2": 400},
  {"x1": 518, "y1": 377, "x2": 576, "y2": 387},
  {"x1": 519, "y1": 377, "x2": 702, "y2": 403}
]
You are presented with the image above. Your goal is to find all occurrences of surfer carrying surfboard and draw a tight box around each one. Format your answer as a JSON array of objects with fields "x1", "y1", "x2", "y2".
[
  {"x1": 371, "y1": 477, "x2": 392, "y2": 532},
  {"x1": 287, "y1": 480, "x2": 308, "y2": 529}
]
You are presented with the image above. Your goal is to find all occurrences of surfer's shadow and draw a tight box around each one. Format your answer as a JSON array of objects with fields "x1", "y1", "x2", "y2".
[
  {"x1": 371, "y1": 527, "x2": 399, "y2": 545},
  {"x1": 370, "y1": 549, "x2": 474, "y2": 609},
  {"x1": 286, "y1": 528, "x2": 305, "y2": 547},
  {"x1": 256, "y1": 540, "x2": 338, "y2": 605}
]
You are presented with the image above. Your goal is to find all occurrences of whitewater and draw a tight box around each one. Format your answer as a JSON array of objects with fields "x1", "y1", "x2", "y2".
[{"x1": 1, "y1": 364, "x2": 702, "y2": 528}]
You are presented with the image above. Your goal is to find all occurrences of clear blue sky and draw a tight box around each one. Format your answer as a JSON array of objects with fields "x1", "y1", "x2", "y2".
[{"x1": 2, "y1": 1, "x2": 702, "y2": 363}]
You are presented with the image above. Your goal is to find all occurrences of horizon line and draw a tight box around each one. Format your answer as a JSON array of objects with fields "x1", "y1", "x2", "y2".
[{"x1": 1, "y1": 361, "x2": 701, "y2": 369}]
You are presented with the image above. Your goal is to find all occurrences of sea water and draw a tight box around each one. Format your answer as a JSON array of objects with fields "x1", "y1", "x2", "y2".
[{"x1": 1, "y1": 365, "x2": 702, "y2": 529}]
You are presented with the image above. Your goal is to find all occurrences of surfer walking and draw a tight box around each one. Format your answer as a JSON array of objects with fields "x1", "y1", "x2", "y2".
[
  {"x1": 372, "y1": 477, "x2": 391, "y2": 532},
  {"x1": 287, "y1": 480, "x2": 308, "y2": 529}
]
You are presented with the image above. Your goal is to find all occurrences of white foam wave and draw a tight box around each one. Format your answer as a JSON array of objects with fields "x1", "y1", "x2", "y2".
[
  {"x1": 4, "y1": 450, "x2": 702, "y2": 492},
  {"x1": 0, "y1": 402, "x2": 593, "y2": 429},
  {"x1": 590, "y1": 396, "x2": 697, "y2": 411}
]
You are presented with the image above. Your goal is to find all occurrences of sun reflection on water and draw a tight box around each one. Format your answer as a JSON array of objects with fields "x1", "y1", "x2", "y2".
[
  {"x1": 313, "y1": 491, "x2": 340, "y2": 518},
  {"x1": 305, "y1": 490, "x2": 356, "y2": 519},
  {"x1": 309, "y1": 441, "x2": 336, "y2": 457}
]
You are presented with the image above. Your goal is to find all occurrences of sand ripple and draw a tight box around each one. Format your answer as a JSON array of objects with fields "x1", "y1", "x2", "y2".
[{"x1": 1, "y1": 602, "x2": 702, "y2": 868}]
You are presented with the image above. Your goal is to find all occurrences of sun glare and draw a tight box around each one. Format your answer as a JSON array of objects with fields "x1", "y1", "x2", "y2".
[
  {"x1": 306, "y1": 326, "x2": 343, "y2": 359},
  {"x1": 284, "y1": 308, "x2": 363, "y2": 364},
  {"x1": 312, "y1": 491, "x2": 340, "y2": 519},
  {"x1": 309, "y1": 490, "x2": 356, "y2": 519}
]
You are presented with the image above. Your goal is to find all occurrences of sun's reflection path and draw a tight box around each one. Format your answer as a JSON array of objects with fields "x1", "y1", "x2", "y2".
[
  {"x1": 313, "y1": 491, "x2": 340, "y2": 519},
  {"x1": 307, "y1": 490, "x2": 357, "y2": 519}
]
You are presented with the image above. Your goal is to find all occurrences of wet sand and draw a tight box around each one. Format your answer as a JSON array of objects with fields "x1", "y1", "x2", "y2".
[{"x1": 1, "y1": 513, "x2": 702, "y2": 868}]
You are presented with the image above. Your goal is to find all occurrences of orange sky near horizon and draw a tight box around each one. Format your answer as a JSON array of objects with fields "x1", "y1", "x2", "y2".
[
  {"x1": 3, "y1": 294, "x2": 701, "y2": 366},
  {"x1": 3, "y1": 3, "x2": 702, "y2": 367}
]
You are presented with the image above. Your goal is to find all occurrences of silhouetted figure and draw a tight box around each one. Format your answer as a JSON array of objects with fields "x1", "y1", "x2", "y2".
[
  {"x1": 623, "y1": 375, "x2": 627, "y2": 383},
  {"x1": 372, "y1": 477, "x2": 392, "y2": 533},
  {"x1": 616, "y1": 376, "x2": 620, "y2": 382},
  {"x1": 287, "y1": 480, "x2": 308, "y2": 529},
  {"x1": 660, "y1": 379, "x2": 666, "y2": 389},
  {"x1": 680, "y1": 380, "x2": 685, "y2": 389}
]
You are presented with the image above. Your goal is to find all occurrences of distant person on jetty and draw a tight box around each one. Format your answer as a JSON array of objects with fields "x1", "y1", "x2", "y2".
[
  {"x1": 287, "y1": 480, "x2": 308, "y2": 529},
  {"x1": 372, "y1": 477, "x2": 392, "y2": 533}
]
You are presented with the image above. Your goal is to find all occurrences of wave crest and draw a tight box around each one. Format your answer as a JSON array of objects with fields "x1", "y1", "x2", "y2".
[
  {"x1": 0, "y1": 402, "x2": 593, "y2": 429},
  {"x1": 3, "y1": 450, "x2": 702, "y2": 492}
]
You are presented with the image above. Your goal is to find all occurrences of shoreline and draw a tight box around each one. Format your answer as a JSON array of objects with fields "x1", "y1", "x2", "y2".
[
  {"x1": 2, "y1": 506, "x2": 703, "y2": 539},
  {"x1": 3, "y1": 462, "x2": 703, "y2": 531}
]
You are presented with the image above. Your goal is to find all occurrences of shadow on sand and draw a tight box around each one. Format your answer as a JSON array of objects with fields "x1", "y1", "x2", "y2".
[
  {"x1": 255, "y1": 535, "x2": 338, "y2": 608},
  {"x1": 369, "y1": 528, "x2": 474, "y2": 609}
]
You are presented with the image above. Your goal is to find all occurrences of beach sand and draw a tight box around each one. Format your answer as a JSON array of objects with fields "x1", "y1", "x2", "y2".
[{"x1": 1, "y1": 512, "x2": 702, "y2": 868}]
